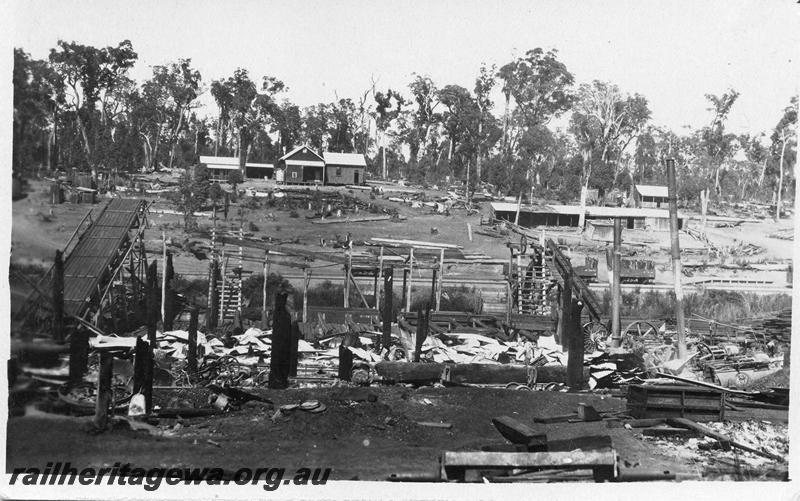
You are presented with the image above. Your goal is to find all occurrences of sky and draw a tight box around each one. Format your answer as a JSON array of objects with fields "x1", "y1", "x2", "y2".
[{"x1": 6, "y1": 0, "x2": 800, "y2": 135}]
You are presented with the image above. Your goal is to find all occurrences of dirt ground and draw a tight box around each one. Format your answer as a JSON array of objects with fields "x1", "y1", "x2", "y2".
[
  {"x1": 8, "y1": 385, "x2": 788, "y2": 481},
  {"x1": 11, "y1": 177, "x2": 795, "y2": 293}
]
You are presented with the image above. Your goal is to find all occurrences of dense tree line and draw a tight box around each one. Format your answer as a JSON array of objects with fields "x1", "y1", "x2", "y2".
[{"x1": 13, "y1": 40, "x2": 797, "y2": 213}]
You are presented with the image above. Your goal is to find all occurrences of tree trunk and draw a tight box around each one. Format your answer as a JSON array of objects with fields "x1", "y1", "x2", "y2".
[
  {"x1": 757, "y1": 158, "x2": 767, "y2": 189},
  {"x1": 152, "y1": 125, "x2": 163, "y2": 171},
  {"x1": 214, "y1": 115, "x2": 222, "y2": 156},
  {"x1": 777, "y1": 135, "x2": 787, "y2": 220},
  {"x1": 238, "y1": 128, "x2": 248, "y2": 174},
  {"x1": 382, "y1": 144, "x2": 387, "y2": 180},
  {"x1": 74, "y1": 111, "x2": 93, "y2": 168},
  {"x1": 476, "y1": 120, "x2": 483, "y2": 181},
  {"x1": 501, "y1": 93, "x2": 510, "y2": 154}
]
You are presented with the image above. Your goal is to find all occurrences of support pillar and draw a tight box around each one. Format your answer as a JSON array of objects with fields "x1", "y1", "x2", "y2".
[
  {"x1": 436, "y1": 248, "x2": 445, "y2": 311},
  {"x1": 405, "y1": 248, "x2": 414, "y2": 312},
  {"x1": 667, "y1": 158, "x2": 687, "y2": 359},
  {"x1": 566, "y1": 298, "x2": 585, "y2": 390},
  {"x1": 207, "y1": 259, "x2": 219, "y2": 330},
  {"x1": 302, "y1": 266, "x2": 310, "y2": 323},
  {"x1": 611, "y1": 218, "x2": 622, "y2": 347},
  {"x1": 269, "y1": 292, "x2": 291, "y2": 389},
  {"x1": 52, "y1": 249, "x2": 64, "y2": 341},
  {"x1": 382, "y1": 268, "x2": 394, "y2": 348},
  {"x1": 163, "y1": 251, "x2": 175, "y2": 331},
  {"x1": 68, "y1": 328, "x2": 88, "y2": 383},
  {"x1": 93, "y1": 352, "x2": 113, "y2": 431},
  {"x1": 187, "y1": 307, "x2": 198, "y2": 374}
]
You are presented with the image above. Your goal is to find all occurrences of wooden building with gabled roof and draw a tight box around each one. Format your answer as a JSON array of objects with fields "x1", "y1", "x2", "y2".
[{"x1": 276, "y1": 145, "x2": 325, "y2": 184}]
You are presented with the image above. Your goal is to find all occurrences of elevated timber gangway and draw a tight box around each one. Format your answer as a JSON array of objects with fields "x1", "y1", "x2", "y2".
[{"x1": 15, "y1": 197, "x2": 149, "y2": 333}]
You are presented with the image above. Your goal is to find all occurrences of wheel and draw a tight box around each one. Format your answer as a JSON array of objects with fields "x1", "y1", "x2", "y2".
[
  {"x1": 583, "y1": 321, "x2": 609, "y2": 353},
  {"x1": 621, "y1": 321, "x2": 659, "y2": 352}
]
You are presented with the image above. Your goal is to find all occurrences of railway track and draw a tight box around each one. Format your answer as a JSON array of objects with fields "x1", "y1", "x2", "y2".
[{"x1": 271, "y1": 273, "x2": 792, "y2": 295}]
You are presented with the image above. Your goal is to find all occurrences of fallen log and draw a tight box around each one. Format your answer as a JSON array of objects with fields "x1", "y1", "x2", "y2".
[{"x1": 374, "y1": 361, "x2": 587, "y2": 385}]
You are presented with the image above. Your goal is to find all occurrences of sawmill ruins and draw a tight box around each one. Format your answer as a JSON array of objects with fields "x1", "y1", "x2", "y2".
[{"x1": 9, "y1": 159, "x2": 793, "y2": 484}]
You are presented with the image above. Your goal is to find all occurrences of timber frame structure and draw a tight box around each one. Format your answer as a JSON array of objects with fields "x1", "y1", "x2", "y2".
[{"x1": 14, "y1": 198, "x2": 150, "y2": 337}]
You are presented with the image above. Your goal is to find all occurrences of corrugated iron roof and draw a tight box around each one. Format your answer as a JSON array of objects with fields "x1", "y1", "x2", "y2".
[
  {"x1": 635, "y1": 184, "x2": 669, "y2": 198},
  {"x1": 489, "y1": 202, "x2": 687, "y2": 219},
  {"x1": 323, "y1": 152, "x2": 367, "y2": 167},
  {"x1": 200, "y1": 156, "x2": 273, "y2": 169},
  {"x1": 278, "y1": 145, "x2": 324, "y2": 162}
]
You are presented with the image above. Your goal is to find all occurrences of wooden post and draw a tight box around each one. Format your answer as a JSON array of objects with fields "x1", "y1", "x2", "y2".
[
  {"x1": 52, "y1": 249, "x2": 64, "y2": 341},
  {"x1": 187, "y1": 307, "x2": 198, "y2": 374},
  {"x1": 262, "y1": 250, "x2": 270, "y2": 327},
  {"x1": 146, "y1": 262, "x2": 158, "y2": 347},
  {"x1": 467, "y1": 222, "x2": 473, "y2": 242},
  {"x1": 144, "y1": 261, "x2": 158, "y2": 413},
  {"x1": 68, "y1": 329, "x2": 88, "y2": 383},
  {"x1": 132, "y1": 337, "x2": 148, "y2": 395},
  {"x1": 219, "y1": 253, "x2": 227, "y2": 323},
  {"x1": 302, "y1": 266, "x2": 310, "y2": 323},
  {"x1": 429, "y1": 269, "x2": 438, "y2": 309},
  {"x1": 611, "y1": 218, "x2": 622, "y2": 347},
  {"x1": 207, "y1": 259, "x2": 219, "y2": 330},
  {"x1": 414, "y1": 308, "x2": 428, "y2": 362},
  {"x1": 382, "y1": 267, "x2": 394, "y2": 348},
  {"x1": 373, "y1": 269, "x2": 379, "y2": 309},
  {"x1": 163, "y1": 251, "x2": 175, "y2": 331},
  {"x1": 376, "y1": 247, "x2": 384, "y2": 313},
  {"x1": 93, "y1": 352, "x2": 113, "y2": 431},
  {"x1": 161, "y1": 232, "x2": 167, "y2": 328},
  {"x1": 401, "y1": 269, "x2": 408, "y2": 312},
  {"x1": 566, "y1": 297, "x2": 585, "y2": 390},
  {"x1": 514, "y1": 194, "x2": 522, "y2": 225},
  {"x1": 344, "y1": 250, "x2": 351, "y2": 308},
  {"x1": 338, "y1": 340, "x2": 353, "y2": 381},
  {"x1": 405, "y1": 247, "x2": 414, "y2": 312},
  {"x1": 436, "y1": 248, "x2": 445, "y2": 311},
  {"x1": 289, "y1": 321, "x2": 300, "y2": 377},
  {"x1": 505, "y1": 280, "x2": 512, "y2": 324},
  {"x1": 666, "y1": 158, "x2": 687, "y2": 359},
  {"x1": 559, "y1": 274, "x2": 572, "y2": 351},
  {"x1": 269, "y1": 292, "x2": 291, "y2": 389}
]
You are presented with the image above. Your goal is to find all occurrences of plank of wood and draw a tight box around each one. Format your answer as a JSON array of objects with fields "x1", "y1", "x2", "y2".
[
  {"x1": 443, "y1": 450, "x2": 616, "y2": 469},
  {"x1": 416, "y1": 421, "x2": 453, "y2": 429},
  {"x1": 667, "y1": 417, "x2": 731, "y2": 450},
  {"x1": 668, "y1": 417, "x2": 784, "y2": 462},
  {"x1": 371, "y1": 237, "x2": 463, "y2": 249},
  {"x1": 312, "y1": 215, "x2": 405, "y2": 224},
  {"x1": 641, "y1": 426, "x2": 698, "y2": 437},
  {"x1": 492, "y1": 416, "x2": 546, "y2": 445},
  {"x1": 535, "y1": 413, "x2": 579, "y2": 424},
  {"x1": 624, "y1": 418, "x2": 666, "y2": 428}
]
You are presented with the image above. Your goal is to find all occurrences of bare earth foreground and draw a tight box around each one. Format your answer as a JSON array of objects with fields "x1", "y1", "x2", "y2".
[{"x1": 7, "y1": 385, "x2": 788, "y2": 482}]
